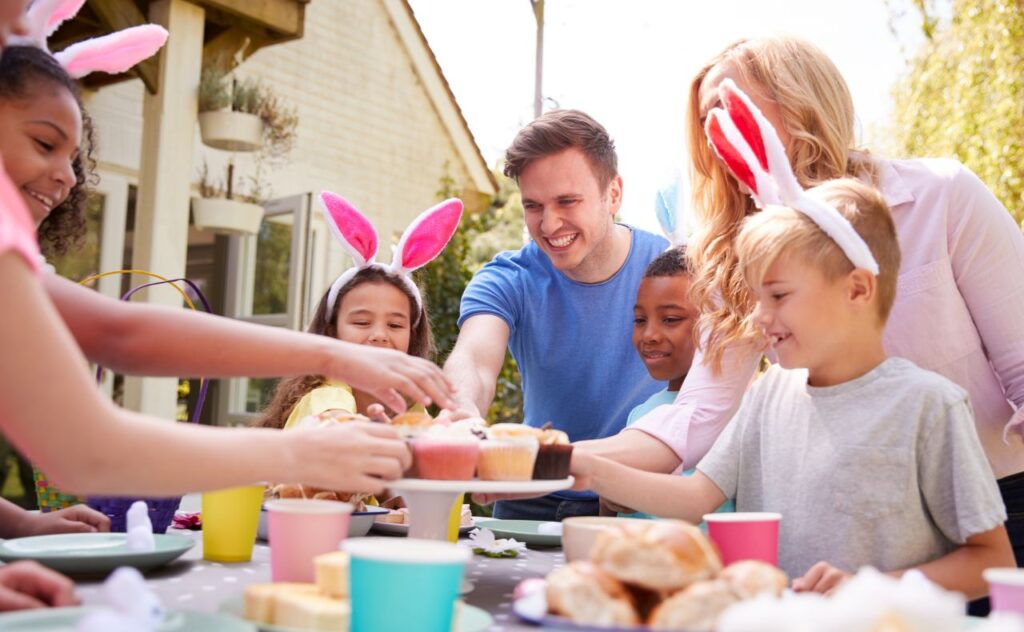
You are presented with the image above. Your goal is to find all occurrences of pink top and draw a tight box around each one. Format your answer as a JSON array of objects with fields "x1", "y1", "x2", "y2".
[
  {"x1": 0, "y1": 157, "x2": 41, "y2": 273},
  {"x1": 631, "y1": 158, "x2": 1024, "y2": 480}
]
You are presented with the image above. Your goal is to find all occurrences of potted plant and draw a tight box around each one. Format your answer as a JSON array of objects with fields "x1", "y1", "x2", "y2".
[
  {"x1": 197, "y1": 65, "x2": 263, "y2": 152},
  {"x1": 191, "y1": 162, "x2": 266, "y2": 235}
]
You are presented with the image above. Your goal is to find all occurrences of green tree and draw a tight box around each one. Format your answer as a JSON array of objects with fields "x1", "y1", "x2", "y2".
[
  {"x1": 890, "y1": 0, "x2": 1024, "y2": 223},
  {"x1": 416, "y1": 165, "x2": 525, "y2": 424}
]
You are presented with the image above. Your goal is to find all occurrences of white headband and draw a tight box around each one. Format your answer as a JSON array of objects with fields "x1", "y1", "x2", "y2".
[
  {"x1": 319, "y1": 192, "x2": 463, "y2": 323},
  {"x1": 705, "y1": 79, "x2": 879, "y2": 275}
]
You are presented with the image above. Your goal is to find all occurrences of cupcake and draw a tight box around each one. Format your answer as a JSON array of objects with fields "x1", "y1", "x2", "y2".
[
  {"x1": 409, "y1": 425, "x2": 481, "y2": 480},
  {"x1": 478, "y1": 423, "x2": 540, "y2": 481},
  {"x1": 389, "y1": 411, "x2": 434, "y2": 439},
  {"x1": 532, "y1": 427, "x2": 573, "y2": 479}
]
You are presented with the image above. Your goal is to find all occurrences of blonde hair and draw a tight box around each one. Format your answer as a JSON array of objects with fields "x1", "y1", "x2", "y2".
[
  {"x1": 735, "y1": 179, "x2": 900, "y2": 341},
  {"x1": 686, "y1": 36, "x2": 878, "y2": 372}
]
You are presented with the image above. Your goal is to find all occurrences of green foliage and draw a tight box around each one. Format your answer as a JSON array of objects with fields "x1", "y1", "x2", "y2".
[
  {"x1": 416, "y1": 165, "x2": 526, "y2": 424},
  {"x1": 891, "y1": 0, "x2": 1024, "y2": 224}
]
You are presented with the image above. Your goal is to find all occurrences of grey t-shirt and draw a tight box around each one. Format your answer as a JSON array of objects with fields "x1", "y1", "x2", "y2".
[{"x1": 698, "y1": 357, "x2": 1006, "y2": 580}]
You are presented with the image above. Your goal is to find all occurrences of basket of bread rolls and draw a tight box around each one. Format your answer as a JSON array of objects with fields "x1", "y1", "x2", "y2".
[{"x1": 533, "y1": 519, "x2": 788, "y2": 630}]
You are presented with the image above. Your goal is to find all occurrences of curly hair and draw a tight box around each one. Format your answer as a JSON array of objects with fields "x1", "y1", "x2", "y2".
[
  {"x1": 0, "y1": 45, "x2": 97, "y2": 256},
  {"x1": 253, "y1": 267, "x2": 434, "y2": 429}
]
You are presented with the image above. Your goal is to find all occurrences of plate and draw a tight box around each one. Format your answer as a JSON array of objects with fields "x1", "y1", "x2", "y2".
[
  {"x1": 513, "y1": 591, "x2": 990, "y2": 631},
  {"x1": 370, "y1": 520, "x2": 475, "y2": 537},
  {"x1": 0, "y1": 606, "x2": 255, "y2": 631},
  {"x1": 472, "y1": 518, "x2": 562, "y2": 547},
  {"x1": 257, "y1": 506, "x2": 388, "y2": 541},
  {"x1": 389, "y1": 476, "x2": 574, "y2": 494},
  {"x1": 0, "y1": 533, "x2": 194, "y2": 575},
  {"x1": 220, "y1": 595, "x2": 492, "y2": 631}
]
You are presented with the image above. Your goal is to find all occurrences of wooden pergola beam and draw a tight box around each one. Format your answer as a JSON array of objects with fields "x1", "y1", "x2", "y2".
[
  {"x1": 195, "y1": 0, "x2": 305, "y2": 38},
  {"x1": 202, "y1": 26, "x2": 268, "y2": 71},
  {"x1": 89, "y1": 0, "x2": 161, "y2": 93}
]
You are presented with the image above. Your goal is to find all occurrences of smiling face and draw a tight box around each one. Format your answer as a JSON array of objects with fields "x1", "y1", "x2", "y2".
[
  {"x1": 751, "y1": 253, "x2": 854, "y2": 378},
  {"x1": 632, "y1": 274, "x2": 697, "y2": 391},
  {"x1": 520, "y1": 147, "x2": 623, "y2": 282},
  {"x1": 334, "y1": 280, "x2": 413, "y2": 354},
  {"x1": 0, "y1": 82, "x2": 82, "y2": 225}
]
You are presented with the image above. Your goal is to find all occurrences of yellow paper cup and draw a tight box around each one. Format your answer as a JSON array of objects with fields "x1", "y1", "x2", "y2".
[
  {"x1": 447, "y1": 494, "x2": 464, "y2": 543},
  {"x1": 202, "y1": 484, "x2": 264, "y2": 562}
]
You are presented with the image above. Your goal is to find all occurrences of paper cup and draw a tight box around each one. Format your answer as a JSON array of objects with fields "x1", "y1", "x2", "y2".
[
  {"x1": 201, "y1": 484, "x2": 264, "y2": 562},
  {"x1": 344, "y1": 538, "x2": 470, "y2": 632},
  {"x1": 985, "y1": 568, "x2": 1024, "y2": 615},
  {"x1": 703, "y1": 512, "x2": 781, "y2": 566},
  {"x1": 266, "y1": 499, "x2": 352, "y2": 582}
]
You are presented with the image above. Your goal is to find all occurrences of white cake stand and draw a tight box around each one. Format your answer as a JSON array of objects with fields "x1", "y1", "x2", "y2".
[{"x1": 386, "y1": 477, "x2": 574, "y2": 541}]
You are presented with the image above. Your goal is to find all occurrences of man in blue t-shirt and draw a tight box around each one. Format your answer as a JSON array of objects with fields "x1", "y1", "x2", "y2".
[{"x1": 444, "y1": 109, "x2": 668, "y2": 520}]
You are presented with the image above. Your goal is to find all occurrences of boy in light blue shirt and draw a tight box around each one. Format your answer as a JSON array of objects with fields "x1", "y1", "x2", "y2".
[{"x1": 613, "y1": 246, "x2": 734, "y2": 519}]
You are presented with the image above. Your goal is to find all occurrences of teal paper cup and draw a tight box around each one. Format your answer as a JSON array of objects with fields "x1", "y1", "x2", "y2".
[{"x1": 343, "y1": 537, "x2": 470, "y2": 631}]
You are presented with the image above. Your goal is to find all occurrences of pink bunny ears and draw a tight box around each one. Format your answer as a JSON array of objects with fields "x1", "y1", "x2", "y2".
[
  {"x1": 318, "y1": 192, "x2": 464, "y2": 321},
  {"x1": 704, "y1": 79, "x2": 879, "y2": 275},
  {"x1": 16, "y1": 0, "x2": 168, "y2": 80}
]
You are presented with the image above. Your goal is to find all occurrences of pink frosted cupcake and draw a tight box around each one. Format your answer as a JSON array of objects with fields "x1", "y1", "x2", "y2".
[
  {"x1": 409, "y1": 425, "x2": 481, "y2": 480},
  {"x1": 478, "y1": 424, "x2": 540, "y2": 481}
]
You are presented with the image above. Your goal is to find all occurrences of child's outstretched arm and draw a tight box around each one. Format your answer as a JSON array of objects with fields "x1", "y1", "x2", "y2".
[
  {"x1": 44, "y1": 274, "x2": 455, "y2": 413},
  {"x1": 571, "y1": 451, "x2": 726, "y2": 524},
  {"x1": 2, "y1": 254, "x2": 411, "y2": 496},
  {"x1": 794, "y1": 525, "x2": 1013, "y2": 598}
]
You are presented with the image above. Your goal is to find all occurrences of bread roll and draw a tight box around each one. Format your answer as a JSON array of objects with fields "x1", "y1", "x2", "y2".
[
  {"x1": 590, "y1": 520, "x2": 721, "y2": 592},
  {"x1": 720, "y1": 560, "x2": 789, "y2": 599},
  {"x1": 545, "y1": 562, "x2": 639, "y2": 627},
  {"x1": 647, "y1": 579, "x2": 739, "y2": 631}
]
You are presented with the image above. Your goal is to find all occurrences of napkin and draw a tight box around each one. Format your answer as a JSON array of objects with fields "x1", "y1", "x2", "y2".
[
  {"x1": 126, "y1": 501, "x2": 155, "y2": 552},
  {"x1": 75, "y1": 567, "x2": 165, "y2": 632}
]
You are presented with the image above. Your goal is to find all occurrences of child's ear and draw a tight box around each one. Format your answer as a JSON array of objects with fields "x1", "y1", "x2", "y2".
[{"x1": 846, "y1": 268, "x2": 877, "y2": 309}]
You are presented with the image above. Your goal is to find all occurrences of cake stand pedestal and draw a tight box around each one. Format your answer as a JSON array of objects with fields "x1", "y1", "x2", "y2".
[{"x1": 386, "y1": 478, "x2": 574, "y2": 541}]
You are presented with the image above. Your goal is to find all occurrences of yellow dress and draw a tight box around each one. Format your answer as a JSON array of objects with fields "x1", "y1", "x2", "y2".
[{"x1": 283, "y1": 380, "x2": 357, "y2": 430}]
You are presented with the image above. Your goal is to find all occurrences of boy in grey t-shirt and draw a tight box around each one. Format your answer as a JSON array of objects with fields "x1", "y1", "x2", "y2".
[{"x1": 570, "y1": 179, "x2": 1012, "y2": 599}]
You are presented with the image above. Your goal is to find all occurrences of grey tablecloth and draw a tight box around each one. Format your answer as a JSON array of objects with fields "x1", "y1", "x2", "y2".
[{"x1": 75, "y1": 528, "x2": 564, "y2": 631}]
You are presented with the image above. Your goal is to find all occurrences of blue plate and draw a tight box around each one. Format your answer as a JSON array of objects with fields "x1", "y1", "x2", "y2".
[{"x1": 0, "y1": 533, "x2": 193, "y2": 575}]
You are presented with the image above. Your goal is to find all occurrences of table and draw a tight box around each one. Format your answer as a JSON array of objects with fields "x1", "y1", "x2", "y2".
[{"x1": 75, "y1": 528, "x2": 565, "y2": 632}]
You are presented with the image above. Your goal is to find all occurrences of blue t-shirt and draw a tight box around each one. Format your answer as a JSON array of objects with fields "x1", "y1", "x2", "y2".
[{"x1": 459, "y1": 226, "x2": 668, "y2": 441}]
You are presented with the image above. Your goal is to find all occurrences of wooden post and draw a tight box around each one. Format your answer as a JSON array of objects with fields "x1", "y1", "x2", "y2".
[{"x1": 122, "y1": 0, "x2": 205, "y2": 419}]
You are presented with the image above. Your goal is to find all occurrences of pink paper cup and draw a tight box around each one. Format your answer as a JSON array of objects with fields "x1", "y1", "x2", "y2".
[
  {"x1": 266, "y1": 499, "x2": 353, "y2": 582},
  {"x1": 985, "y1": 568, "x2": 1024, "y2": 615},
  {"x1": 703, "y1": 512, "x2": 781, "y2": 566}
]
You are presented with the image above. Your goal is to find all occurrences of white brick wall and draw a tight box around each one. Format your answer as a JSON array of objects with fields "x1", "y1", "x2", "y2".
[{"x1": 84, "y1": 0, "x2": 481, "y2": 279}]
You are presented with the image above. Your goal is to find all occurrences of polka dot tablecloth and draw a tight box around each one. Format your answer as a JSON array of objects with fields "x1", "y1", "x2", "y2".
[{"x1": 74, "y1": 528, "x2": 566, "y2": 631}]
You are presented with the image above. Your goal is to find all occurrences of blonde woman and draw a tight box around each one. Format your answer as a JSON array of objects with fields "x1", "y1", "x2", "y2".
[{"x1": 579, "y1": 36, "x2": 1024, "y2": 585}]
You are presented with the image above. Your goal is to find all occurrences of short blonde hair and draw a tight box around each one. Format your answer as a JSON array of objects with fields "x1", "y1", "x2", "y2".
[{"x1": 735, "y1": 179, "x2": 900, "y2": 327}]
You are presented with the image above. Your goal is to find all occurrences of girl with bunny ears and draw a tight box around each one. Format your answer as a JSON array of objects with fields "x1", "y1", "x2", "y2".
[{"x1": 256, "y1": 193, "x2": 462, "y2": 431}]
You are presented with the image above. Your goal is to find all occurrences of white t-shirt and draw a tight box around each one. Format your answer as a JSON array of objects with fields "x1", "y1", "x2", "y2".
[{"x1": 698, "y1": 357, "x2": 1006, "y2": 580}]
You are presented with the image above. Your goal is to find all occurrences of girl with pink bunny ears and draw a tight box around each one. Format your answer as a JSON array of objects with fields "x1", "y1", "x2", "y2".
[{"x1": 256, "y1": 193, "x2": 463, "y2": 431}]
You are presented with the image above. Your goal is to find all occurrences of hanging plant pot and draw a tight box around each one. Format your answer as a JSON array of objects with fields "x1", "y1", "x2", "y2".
[
  {"x1": 198, "y1": 111, "x2": 263, "y2": 152},
  {"x1": 191, "y1": 197, "x2": 264, "y2": 235}
]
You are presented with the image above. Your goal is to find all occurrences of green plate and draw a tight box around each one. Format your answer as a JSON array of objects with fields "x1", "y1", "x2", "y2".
[
  {"x1": 473, "y1": 518, "x2": 562, "y2": 547},
  {"x1": 0, "y1": 606, "x2": 255, "y2": 631},
  {"x1": 0, "y1": 533, "x2": 194, "y2": 575},
  {"x1": 220, "y1": 595, "x2": 492, "y2": 631}
]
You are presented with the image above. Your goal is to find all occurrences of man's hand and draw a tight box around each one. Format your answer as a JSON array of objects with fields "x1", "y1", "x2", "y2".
[
  {"x1": 792, "y1": 562, "x2": 852, "y2": 595},
  {"x1": 22, "y1": 505, "x2": 111, "y2": 536},
  {"x1": 0, "y1": 561, "x2": 78, "y2": 611}
]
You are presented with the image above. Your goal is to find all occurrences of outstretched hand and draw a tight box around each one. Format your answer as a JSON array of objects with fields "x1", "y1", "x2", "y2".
[
  {"x1": 290, "y1": 421, "x2": 412, "y2": 495},
  {"x1": 0, "y1": 561, "x2": 78, "y2": 611},
  {"x1": 23, "y1": 505, "x2": 111, "y2": 536},
  {"x1": 327, "y1": 344, "x2": 455, "y2": 413}
]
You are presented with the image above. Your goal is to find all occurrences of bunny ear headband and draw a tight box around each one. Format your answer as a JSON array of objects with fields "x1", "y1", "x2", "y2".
[
  {"x1": 655, "y1": 175, "x2": 689, "y2": 249},
  {"x1": 318, "y1": 192, "x2": 464, "y2": 324},
  {"x1": 704, "y1": 79, "x2": 879, "y2": 275},
  {"x1": 14, "y1": 0, "x2": 168, "y2": 79}
]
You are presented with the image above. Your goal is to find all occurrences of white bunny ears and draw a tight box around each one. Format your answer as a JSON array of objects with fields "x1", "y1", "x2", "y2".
[
  {"x1": 318, "y1": 192, "x2": 464, "y2": 322},
  {"x1": 14, "y1": 0, "x2": 168, "y2": 80},
  {"x1": 704, "y1": 79, "x2": 879, "y2": 275}
]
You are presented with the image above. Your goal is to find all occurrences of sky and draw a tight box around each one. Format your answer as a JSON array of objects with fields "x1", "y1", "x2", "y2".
[{"x1": 409, "y1": 0, "x2": 930, "y2": 234}]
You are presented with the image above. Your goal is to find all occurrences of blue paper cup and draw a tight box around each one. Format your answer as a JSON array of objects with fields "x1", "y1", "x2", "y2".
[{"x1": 343, "y1": 537, "x2": 470, "y2": 631}]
